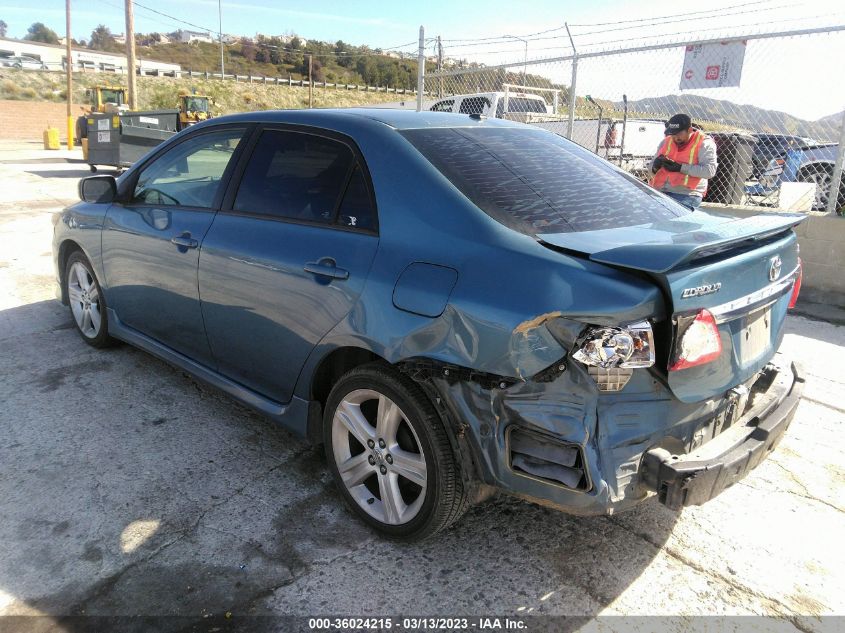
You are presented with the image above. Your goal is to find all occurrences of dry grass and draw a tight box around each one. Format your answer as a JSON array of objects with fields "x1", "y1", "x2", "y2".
[{"x1": 0, "y1": 68, "x2": 407, "y2": 113}]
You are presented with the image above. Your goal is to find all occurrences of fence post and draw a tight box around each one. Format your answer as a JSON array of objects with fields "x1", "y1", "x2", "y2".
[
  {"x1": 826, "y1": 108, "x2": 845, "y2": 214},
  {"x1": 416, "y1": 25, "x2": 425, "y2": 112},
  {"x1": 566, "y1": 56, "x2": 578, "y2": 140},
  {"x1": 565, "y1": 23, "x2": 578, "y2": 139}
]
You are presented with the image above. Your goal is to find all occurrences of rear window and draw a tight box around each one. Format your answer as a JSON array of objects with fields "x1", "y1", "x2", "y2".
[
  {"x1": 401, "y1": 127, "x2": 689, "y2": 235},
  {"x1": 497, "y1": 97, "x2": 548, "y2": 116}
]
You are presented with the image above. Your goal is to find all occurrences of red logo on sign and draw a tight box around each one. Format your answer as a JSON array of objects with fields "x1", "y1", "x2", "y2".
[
  {"x1": 685, "y1": 69, "x2": 694, "y2": 79},
  {"x1": 706, "y1": 65, "x2": 720, "y2": 80}
]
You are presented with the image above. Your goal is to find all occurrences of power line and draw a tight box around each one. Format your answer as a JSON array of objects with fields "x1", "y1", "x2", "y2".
[
  {"x1": 566, "y1": 0, "x2": 777, "y2": 27},
  {"x1": 133, "y1": 0, "x2": 218, "y2": 34},
  {"x1": 575, "y1": 11, "x2": 845, "y2": 49},
  {"x1": 572, "y1": 2, "x2": 794, "y2": 37},
  {"x1": 95, "y1": 0, "x2": 425, "y2": 57},
  {"x1": 439, "y1": 0, "x2": 782, "y2": 45},
  {"x1": 442, "y1": 10, "x2": 841, "y2": 59}
]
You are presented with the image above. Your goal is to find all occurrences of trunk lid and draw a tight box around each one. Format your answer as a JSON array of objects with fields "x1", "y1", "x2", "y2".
[{"x1": 539, "y1": 211, "x2": 804, "y2": 403}]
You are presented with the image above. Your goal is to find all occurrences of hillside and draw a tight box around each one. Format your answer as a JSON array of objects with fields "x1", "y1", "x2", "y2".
[
  {"x1": 0, "y1": 68, "x2": 405, "y2": 113},
  {"x1": 136, "y1": 37, "x2": 429, "y2": 89},
  {"x1": 615, "y1": 95, "x2": 839, "y2": 142}
]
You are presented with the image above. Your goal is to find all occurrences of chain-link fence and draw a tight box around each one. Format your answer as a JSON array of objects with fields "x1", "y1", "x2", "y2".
[{"x1": 421, "y1": 26, "x2": 845, "y2": 213}]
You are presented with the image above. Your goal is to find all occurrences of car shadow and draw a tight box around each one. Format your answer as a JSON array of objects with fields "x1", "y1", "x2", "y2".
[
  {"x1": 0, "y1": 299, "x2": 679, "y2": 631},
  {"x1": 25, "y1": 169, "x2": 118, "y2": 179}
]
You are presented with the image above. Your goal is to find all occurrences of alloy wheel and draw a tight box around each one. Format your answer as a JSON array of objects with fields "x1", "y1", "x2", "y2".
[
  {"x1": 331, "y1": 389, "x2": 428, "y2": 525},
  {"x1": 67, "y1": 261, "x2": 102, "y2": 338}
]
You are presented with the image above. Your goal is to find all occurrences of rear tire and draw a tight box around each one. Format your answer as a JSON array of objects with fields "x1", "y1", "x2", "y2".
[{"x1": 323, "y1": 362, "x2": 469, "y2": 541}]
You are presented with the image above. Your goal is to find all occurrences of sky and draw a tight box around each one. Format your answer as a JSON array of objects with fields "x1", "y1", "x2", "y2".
[{"x1": 1, "y1": 0, "x2": 843, "y2": 120}]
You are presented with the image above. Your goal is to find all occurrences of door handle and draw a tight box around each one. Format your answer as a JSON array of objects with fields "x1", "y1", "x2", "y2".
[
  {"x1": 304, "y1": 258, "x2": 349, "y2": 280},
  {"x1": 171, "y1": 233, "x2": 198, "y2": 249}
]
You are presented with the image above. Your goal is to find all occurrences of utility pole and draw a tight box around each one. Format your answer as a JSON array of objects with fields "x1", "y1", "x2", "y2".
[
  {"x1": 416, "y1": 26, "x2": 424, "y2": 111},
  {"x1": 504, "y1": 35, "x2": 528, "y2": 87},
  {"x1": 436, "y1": 35, "x2": 443, "y2": 98},
  {"x1": 65, "y1": 0, "x2": 73, "y2": 149},
  {"x1": 308, "y1": 53, "x2": 313, "y2": 108},
  {"x1": 218, "y1": 0, "x2": 224, "y2": 78},
  {"x1": 124, "y1": 0, "x2": 137, "y2": 110}
]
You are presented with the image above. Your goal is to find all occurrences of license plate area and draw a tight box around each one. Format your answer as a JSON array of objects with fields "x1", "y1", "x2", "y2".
[{"x1": 740, "y1": 307, "x2": 771, "y2": 363}]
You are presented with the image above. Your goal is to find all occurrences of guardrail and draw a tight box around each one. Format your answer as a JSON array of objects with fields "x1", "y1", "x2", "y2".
[{"x1": 0, "y1": 61, "x2": 418, "y2": 95}]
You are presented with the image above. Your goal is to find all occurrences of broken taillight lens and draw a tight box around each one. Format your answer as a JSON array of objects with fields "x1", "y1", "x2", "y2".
[
  {"x1": 670, "y1": 309, "x2": 722, "y2": 371},
  {"x1": 788, "y1": 258, "x2": 802, "y2": 309}
]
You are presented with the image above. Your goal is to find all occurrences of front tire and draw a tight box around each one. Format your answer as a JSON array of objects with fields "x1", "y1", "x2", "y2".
[
  {"x1": 65, "y1": 251, "x2": 114, "y2": 348},
  {"x1": 324, "y1": 363, "x2": 469, "y2": 540}
]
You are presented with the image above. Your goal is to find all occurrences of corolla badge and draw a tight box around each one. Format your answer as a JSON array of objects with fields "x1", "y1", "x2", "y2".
[
  {"x1": 681, "y1": 283, "x2": 722, "y2": 298},
  {"x1": 769, "y1": 255, "x2": 783, "y2": 282}
]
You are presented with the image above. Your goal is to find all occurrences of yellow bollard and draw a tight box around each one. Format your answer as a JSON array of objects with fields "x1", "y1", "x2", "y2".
[
  {"x1": 67, "y1": 116, "x2": 75, "y2": 151},
  {"x1": 43, "y1": 126, "x2": 60, "y2": 150}
]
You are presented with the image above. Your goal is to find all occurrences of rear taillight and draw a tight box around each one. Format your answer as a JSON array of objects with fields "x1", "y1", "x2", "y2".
[
  {"x1": 788, "y1": 259, "x2": 802, "y2": 309},
  {"x1": 670, "y1": 309, "x2": 722, "y2": 372},
  {"x1": 572, "y1": 320, "x2": 655, "y2": 369}
]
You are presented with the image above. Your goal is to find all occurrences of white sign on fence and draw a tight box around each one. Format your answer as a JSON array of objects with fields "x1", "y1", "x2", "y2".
[{"x1": 679, "y1": 41, "x2": 746, "y2": 90}]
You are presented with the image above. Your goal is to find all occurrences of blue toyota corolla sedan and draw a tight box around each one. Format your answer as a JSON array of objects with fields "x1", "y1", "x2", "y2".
[{"x1": 53, "y1": 109, "x2": 805, "y2": 540}]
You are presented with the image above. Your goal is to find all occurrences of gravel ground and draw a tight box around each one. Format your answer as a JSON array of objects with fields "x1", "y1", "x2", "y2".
[{"x1": 0, "y1": 141, "x2": 842, "y2": 632}]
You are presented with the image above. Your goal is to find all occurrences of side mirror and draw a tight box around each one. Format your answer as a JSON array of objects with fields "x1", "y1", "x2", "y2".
[{"x1": 79, "y1": 175, "x2": 117, "y2": 203}]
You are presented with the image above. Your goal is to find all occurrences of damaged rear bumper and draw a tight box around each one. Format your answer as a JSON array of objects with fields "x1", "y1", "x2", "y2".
[{"x1": 640, "y1": 358, "x2": 804, "y2": 510}]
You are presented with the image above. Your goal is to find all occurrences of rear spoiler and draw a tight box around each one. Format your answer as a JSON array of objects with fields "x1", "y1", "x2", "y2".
[{"x1": 538, "y1": 213, "x2": 806, "y2": 274}]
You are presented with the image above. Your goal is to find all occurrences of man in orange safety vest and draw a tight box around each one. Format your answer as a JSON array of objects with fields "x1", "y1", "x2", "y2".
[{"x1": 650, "y1": 113, "x2": 717, "y2": 210}]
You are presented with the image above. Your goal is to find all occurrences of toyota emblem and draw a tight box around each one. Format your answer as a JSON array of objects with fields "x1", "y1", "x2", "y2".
[{"x1": 769, "y1": 255, "x2": 782, "y2": 282}]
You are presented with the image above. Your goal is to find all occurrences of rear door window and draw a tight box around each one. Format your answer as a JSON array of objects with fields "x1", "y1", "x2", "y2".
[
  {"x1": 233, "y1": 129, "x2": 376, "y2": 229},
  {"x1": 401, "y1": 127, "x2": 688, "y2": 235}
]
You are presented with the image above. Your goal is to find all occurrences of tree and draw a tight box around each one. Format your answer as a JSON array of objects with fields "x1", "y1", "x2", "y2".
[
  {"x1": 25, "y1": 22, "x2": 60, "y2": 44},
  {"x1": 89, "y1": 24, "x2": 118, "y2": 51},
  {"x1": 0, "y1": 20, "x2": 8, "y2": 38},
  {"x1": 239, "y1": 39, "x2": 256, "y2": 62},
  {"x1": 310, "y1": 56, "x2": 324, "y2": 82}
]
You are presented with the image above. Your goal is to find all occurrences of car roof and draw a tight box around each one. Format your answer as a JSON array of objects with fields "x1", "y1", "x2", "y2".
[{"x1": 203, "y1": 108, "x2": 526, "y2": 131}]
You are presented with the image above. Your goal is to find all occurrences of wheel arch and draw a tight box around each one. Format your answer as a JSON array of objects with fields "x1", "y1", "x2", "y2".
[
  {"x1": 303, "y1": 345, "x2": 487, "y2": 494},
  {"x1": 57, "y1": 239, "x2": 86, "y2": 305},
  {"x1": 797, "y1": 160, "x2": 834, "y2": 176},
  {"x1": 305, "y1": 345, "x2": 383, "y2": 444}
]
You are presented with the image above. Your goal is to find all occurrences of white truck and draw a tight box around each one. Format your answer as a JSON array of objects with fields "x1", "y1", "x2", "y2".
[
  {"x1": 529, "y1": 118, "x2": 667, "y2": 178},
  {"x1": 367, "y1": 88, "x2": 666, "y2": 179},
  {"x1": 366, "y1": 84, "x2": 559, "y2": 120}
]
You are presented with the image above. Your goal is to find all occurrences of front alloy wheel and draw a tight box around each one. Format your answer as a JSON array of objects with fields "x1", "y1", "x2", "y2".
[
  {"x1": 324, "y1": 363, "x2": 469, "y2": 540},
  {"x1": 65, "y1": 251, "x2": 114, "y2": 348}
]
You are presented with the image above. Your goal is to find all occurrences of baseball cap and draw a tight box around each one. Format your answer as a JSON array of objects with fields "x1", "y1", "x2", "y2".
[{"x1": 664, "y1": 113, "x2": 692, "y2": 135}]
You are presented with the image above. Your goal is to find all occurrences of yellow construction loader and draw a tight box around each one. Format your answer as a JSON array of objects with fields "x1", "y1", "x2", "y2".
[
  {"x1": 76, "y1": 86, "x2": 129, "y2": 143},
  {"x1": 178, "y1": 94, "x2": 212, "y2": 127}
]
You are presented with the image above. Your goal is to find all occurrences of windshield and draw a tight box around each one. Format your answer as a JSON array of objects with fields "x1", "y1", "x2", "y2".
[
  {"x1": 184, "y1": 97, "x2": 209, "y2": 112},
  {"x1": 401, "y1": 127, "x2": 689, "y2": 235},
  {"x1": 101, "y1": 89, "x2": 124, "y2": 105}
]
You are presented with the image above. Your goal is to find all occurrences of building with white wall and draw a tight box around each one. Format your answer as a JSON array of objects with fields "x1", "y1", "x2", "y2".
[
  {"x1": 0, "y1": 37, "x2": 181, "y2": 75},
  {"x1": 176, "y1": 30, "x2": 214, "y2": 44}
]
